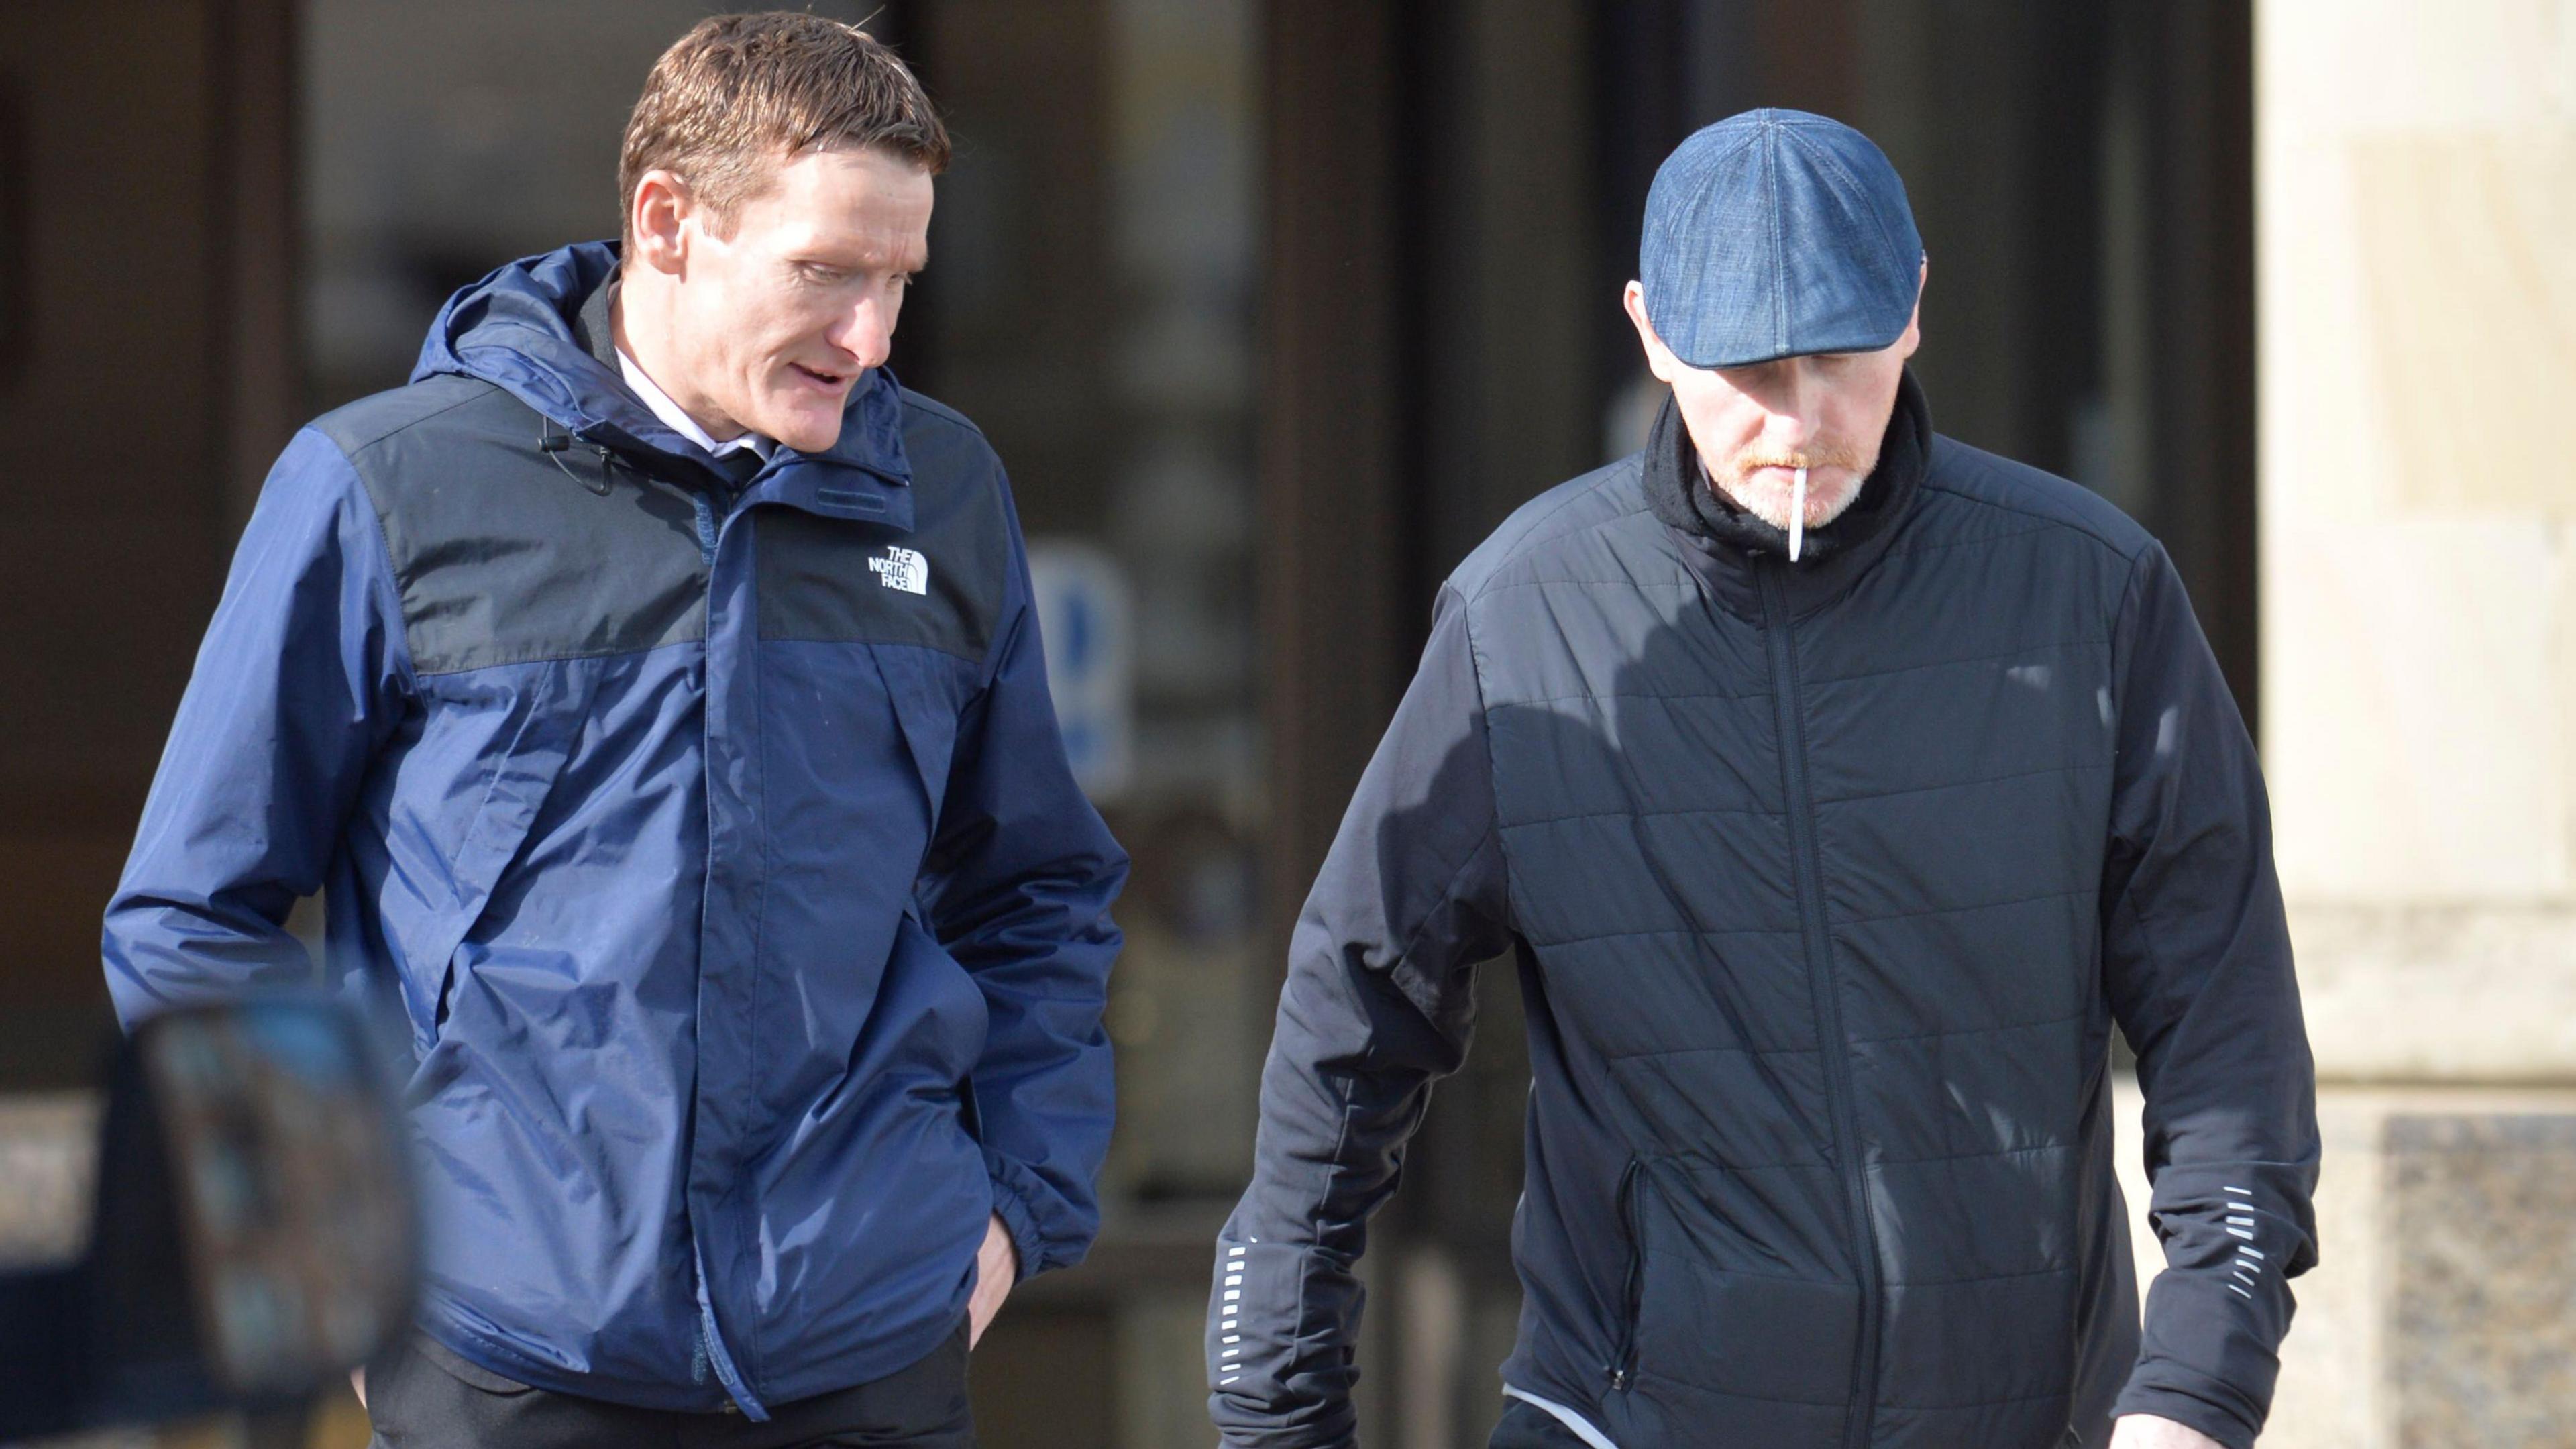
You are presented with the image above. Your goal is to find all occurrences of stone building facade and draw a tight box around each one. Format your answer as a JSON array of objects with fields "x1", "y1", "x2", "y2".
[{"x1": 2188, "y1": 3, "x2": 2576, "y2": 1444}]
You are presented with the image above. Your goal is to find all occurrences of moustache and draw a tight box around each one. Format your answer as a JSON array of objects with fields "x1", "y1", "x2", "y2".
[{"x1": 1733, "y1": 444, "x2": 1866, "y2": 476}]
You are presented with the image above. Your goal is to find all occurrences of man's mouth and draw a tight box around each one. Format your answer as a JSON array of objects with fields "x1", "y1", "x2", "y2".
[
  {"x1": 1742, "y1": 462, "x2": 1821, "y2": 489},
  {"x1": 790, "y1": 363, "x2": 853, "y2": 390}
]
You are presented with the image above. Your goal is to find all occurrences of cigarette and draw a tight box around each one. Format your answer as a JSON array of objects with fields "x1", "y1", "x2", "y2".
[{"x1": 1789, "y1": 466, "x2": 1807, "y2": 562}]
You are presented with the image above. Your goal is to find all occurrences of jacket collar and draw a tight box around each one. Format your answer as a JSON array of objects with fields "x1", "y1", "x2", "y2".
[
  {"x1": 1642, "y1": 367, "x2": 1930, "y2": 620},
  {"x1": 412, "y1": 241, "x2": 915, "y2": 527}
]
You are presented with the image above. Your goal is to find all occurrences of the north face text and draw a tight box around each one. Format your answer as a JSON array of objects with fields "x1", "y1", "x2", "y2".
[{"x1": 870, "y1": 547, "x2": 929, "y2": 596}]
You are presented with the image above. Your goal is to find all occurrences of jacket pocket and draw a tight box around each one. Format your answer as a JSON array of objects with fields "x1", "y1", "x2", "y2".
[
  {"x1": 413, "y1": 661, "x2": 593, "y2": 1045},
  {"x1": 889, "y1": 907, "x2": 992, "y2": 1086},
  {"x1": 1611, "y1": 1156, "x2": 1646, "y2": 1392},
  {"x1": 1631, "y1": 1219, "x2": 1862, "y2": 1414}
]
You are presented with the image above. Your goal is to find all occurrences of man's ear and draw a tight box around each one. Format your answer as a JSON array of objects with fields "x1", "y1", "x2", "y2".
[
  {"x1": 1623, "y1": 281, "x2": 1680, "y2": 384},
  {"x1": 627, "y1": 170, "x2": 694, "y2": 276},
  {"x1": 1896, "y1": 258, "x2": 1927, "y2": 358}
]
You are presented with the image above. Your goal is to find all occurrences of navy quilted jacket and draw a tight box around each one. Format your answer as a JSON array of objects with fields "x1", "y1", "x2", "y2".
[{"x1": 1208, "y1": 376, "x2": 2316, "y2": 1449}]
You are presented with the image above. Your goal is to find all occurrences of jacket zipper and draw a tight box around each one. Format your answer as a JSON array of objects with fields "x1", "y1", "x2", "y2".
[
  {"x1": 1760, "y1": 567, "x2": 1883, "y2": 1449},
  {"x1": 1608, "y1": 1157, "x2": 1645, "y2": 1391},
  {"x1": 663, "y1": 453, "x2": 748, "y2": 1414}
]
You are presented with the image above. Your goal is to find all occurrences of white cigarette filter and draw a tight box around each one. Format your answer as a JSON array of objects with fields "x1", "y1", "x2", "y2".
[{"x1": 1789, "y1": 466, "x2": 1808, "y2": 562}]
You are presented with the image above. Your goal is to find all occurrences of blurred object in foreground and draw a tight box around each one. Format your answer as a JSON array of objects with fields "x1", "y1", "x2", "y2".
[{"x1": 0, "y1": 998, "x2": 415, "y2": 1444}]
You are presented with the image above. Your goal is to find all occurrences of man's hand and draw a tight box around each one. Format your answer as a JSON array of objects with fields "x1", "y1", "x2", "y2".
[
  {"x1": 2109, "y1": 1414, "x2": 2228, "y2": 1448},
  {"x1": 968, "y1": 1212, "x2": 1018, "y2": 1347}
]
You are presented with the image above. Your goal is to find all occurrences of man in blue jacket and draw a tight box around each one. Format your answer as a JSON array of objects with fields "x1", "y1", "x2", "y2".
[
  {"x1": 103, "y1": 14, "x2": 1125, "y2": 1446},
  {"x1": 1209, "y1": 111, "x2": 2314, "y2": 1449}
]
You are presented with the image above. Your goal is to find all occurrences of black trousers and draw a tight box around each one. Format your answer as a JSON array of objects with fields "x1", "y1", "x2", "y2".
[{"x1": 364, "y1": 1327, "x2": 975, "y2": 1449}]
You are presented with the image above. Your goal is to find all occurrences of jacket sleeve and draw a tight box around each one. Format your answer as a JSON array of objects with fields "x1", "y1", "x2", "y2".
[
  {"x1": 918, "y1": 485, "x2": 1129, "y2": 1281},
  {"x1": 2101, "y1": 544, "x2": 2320, "y2": 1449},
  {"x1": 103, "y1": 429, "x2": 413, "y2": 1028},
  {"x1": 1208, "y1": 584, "x2": 1512, "y2": 1449}
]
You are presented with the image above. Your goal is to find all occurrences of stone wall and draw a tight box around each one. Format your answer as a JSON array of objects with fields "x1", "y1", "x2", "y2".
[
  {"x1": 2116, "y1": 1084, "x2": 2576, "y2": 1448},
  {"x1": 2248, "y1": 0, "x2": 2576, "y2": 1442}
]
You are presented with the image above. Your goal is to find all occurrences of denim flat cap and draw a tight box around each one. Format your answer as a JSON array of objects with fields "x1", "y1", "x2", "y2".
[{"x1": 1640, "y1": 109, "x2": 1924, "y2": 368}]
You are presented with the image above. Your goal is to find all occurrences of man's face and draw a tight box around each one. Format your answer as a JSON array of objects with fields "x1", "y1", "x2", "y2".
[
  {"x1": 654, "y1": 146, "x2": 934, "y2": 453},
  {"x1": 1622, "y1": 279, "x2": 1920, "y2": 532}
]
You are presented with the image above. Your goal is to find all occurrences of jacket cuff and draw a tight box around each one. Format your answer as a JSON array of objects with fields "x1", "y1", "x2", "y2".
[
  {"x1": 2111, "y1": 1379, "x2": 2259, "y2": 1449},
  {"x1": 984, "y1": 1154, "x2": 1068, "y2": 1282}
]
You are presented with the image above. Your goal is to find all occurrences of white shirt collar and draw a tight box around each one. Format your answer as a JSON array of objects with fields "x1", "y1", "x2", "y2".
[{"x1": 614, "y1": 347, "x2": 773, "y2": 462}]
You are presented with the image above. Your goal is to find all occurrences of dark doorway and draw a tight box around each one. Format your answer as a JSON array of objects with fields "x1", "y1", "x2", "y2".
[{"x1": 0, "y1": 0, "x2": 295, "y2": 1090}]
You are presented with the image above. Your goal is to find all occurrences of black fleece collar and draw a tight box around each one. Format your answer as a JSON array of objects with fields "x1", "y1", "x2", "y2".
[{"x1": 572, "y1": 274, "x2": 621, "y2": 370}]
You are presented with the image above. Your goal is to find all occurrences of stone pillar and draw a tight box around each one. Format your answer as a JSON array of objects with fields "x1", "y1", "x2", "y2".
[{"x1": 2245, "y1": 0, "x2": 2576, "y2": 1442}]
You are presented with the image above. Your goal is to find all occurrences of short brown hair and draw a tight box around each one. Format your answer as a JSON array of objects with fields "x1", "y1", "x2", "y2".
[{"x1": 618, "y1": 13, "x2": 949, "y2": 250}]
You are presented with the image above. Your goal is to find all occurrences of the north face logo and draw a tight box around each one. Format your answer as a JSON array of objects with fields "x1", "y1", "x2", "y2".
[{"x1": 869, "y1": 547, "x2": 929, "y2": 596}]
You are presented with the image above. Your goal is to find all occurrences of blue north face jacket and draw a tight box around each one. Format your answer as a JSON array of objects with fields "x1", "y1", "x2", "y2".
[{"x1": 102, "y1": 243, "x2": 1126, "y2": 1417}]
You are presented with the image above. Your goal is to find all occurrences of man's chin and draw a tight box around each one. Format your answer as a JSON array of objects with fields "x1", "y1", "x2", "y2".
[
  {"x1": 764, "y1": 413, "x2": 846, "y2": 455},
  {"x1": 1716, "y1": 488, "x2": 1843, "y2": 531},
  {"x1": 1719, "y1": 470, "x2": 1864, "y2": 531}
]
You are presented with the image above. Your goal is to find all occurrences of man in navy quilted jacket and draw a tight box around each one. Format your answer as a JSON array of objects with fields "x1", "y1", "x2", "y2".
[
  {"x1": 105, "y1": 15, "x2": 1125, "y2": 1446},
  {"x1": 1208, "y1": 110, "x2": 2316, "y2": 1449}
]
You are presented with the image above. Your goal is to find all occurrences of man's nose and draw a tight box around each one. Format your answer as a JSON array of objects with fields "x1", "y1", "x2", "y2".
[
  {"x1": 1762, "y1": 406, "x2": 1822, "y2": 455},
  {"x1": 1763, "y1": 364, "x2": 1823, "y2": 449},
  {"x1": 833, "y1": 301, "x2": 894, "y2": 371}
]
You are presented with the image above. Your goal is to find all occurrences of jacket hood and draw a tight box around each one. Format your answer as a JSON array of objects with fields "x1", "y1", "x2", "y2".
[{"x1": 411, "y1": 240, "x2": 911, "y2": 484}]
